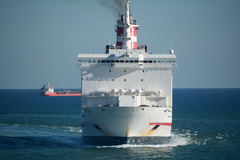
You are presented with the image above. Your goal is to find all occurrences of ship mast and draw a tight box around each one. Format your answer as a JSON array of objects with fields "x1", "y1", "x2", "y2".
[{"x1": 123, "y1": 0, "x2": 131, "y2": 49}]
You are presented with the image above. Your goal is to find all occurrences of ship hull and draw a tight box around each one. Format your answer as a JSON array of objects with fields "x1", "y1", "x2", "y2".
[{"x1": 81, "y1": 107, "x2": 172, "y2": 145}]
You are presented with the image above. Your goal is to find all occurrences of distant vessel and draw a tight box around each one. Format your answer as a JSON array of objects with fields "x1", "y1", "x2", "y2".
[
  {"x1": 40, "y1": 84, "x2": 81, "y2": 96},
  {"x1": 77, "y1": 0, "x2": 176, "y2": 145}
]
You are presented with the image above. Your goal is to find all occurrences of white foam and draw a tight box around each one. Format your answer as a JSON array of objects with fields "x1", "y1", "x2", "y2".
[{"x1": 96, "y1": 133, "x2": 192, "y2": 148}]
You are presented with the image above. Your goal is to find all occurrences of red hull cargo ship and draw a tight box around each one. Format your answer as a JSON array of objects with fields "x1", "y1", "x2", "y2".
[{"x1": 40, "y1": 84, "x2": 81, "y2": 96}]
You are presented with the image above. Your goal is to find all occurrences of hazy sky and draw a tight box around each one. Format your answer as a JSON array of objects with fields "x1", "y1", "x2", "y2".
[{"x1": 0, "y1": 0, "x2": 240, "y2": 89}]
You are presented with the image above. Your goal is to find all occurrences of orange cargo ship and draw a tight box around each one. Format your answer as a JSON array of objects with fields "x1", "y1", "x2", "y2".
[{"x1": 40, "y1": 84, "x2": 81, "y2": 96}]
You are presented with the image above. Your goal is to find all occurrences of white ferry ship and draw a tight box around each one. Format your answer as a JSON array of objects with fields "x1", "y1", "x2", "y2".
[{"x1": 77, "y1": 0, "x2": 177, "y2": 145}]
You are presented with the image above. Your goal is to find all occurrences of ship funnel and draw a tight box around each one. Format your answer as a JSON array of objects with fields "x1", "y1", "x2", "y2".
[{"x1": 115, "y1": 0, "x2": 139, "y2": 50}]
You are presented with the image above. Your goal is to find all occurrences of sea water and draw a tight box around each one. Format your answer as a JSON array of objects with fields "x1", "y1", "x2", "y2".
[{"x1": 0, "y1": 89, "x2": 239, "y2": 160}]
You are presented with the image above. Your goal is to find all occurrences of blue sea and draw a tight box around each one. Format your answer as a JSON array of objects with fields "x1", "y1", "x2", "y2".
[{"x1": 0, "y1": 89, "x2": 239, "y2": 160}]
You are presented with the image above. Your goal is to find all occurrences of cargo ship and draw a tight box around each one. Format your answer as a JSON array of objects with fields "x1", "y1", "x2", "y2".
[
  {"x1": 77, "y1": 0, "x2": 176, "y2": 145},
  {"x1": 40, "y1": 84, "x2": 81, "y2": 96}
]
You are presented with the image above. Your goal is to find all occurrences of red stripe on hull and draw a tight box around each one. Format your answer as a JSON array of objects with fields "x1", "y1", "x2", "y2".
[{"x1": 149, "y1": 123, "x2": 172, "y2": 126}]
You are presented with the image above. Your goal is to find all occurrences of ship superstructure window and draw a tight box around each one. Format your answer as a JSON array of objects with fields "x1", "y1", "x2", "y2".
[
  {"x1": 109, "y1": 70, "x2": 111, "y2": 72},
  {"x1": 124, "y1": 79, "x2": 126, "y2": 81},
  {"x1": 78, "y1": 59, "x2": 176, "y2": 64}
]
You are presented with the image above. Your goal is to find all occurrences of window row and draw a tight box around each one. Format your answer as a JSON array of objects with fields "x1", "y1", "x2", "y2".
[
  {"x1": 78, "y1": 59, "x2": 175, "y2": 64},
  {"x1": 109, "y1": 70, "x2": 144, "y2": 72},
  {"x1": 82, "y1": 78, "x2": 144, "y2": 82}
]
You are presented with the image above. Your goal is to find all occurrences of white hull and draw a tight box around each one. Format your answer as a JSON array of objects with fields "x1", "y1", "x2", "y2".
[{"x1": 81, "y1": 106, "x2": 172, "y2": 145}]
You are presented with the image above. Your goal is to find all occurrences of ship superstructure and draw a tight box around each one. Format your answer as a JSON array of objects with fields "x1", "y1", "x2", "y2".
[{"x1": 77, "y1": 0, "x2": 176, "y2": 145}]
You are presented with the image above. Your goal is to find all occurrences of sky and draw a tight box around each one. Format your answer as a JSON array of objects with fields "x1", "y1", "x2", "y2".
[{"x1": 0, "y1": 0, "x2": 240, "y2": 89}]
